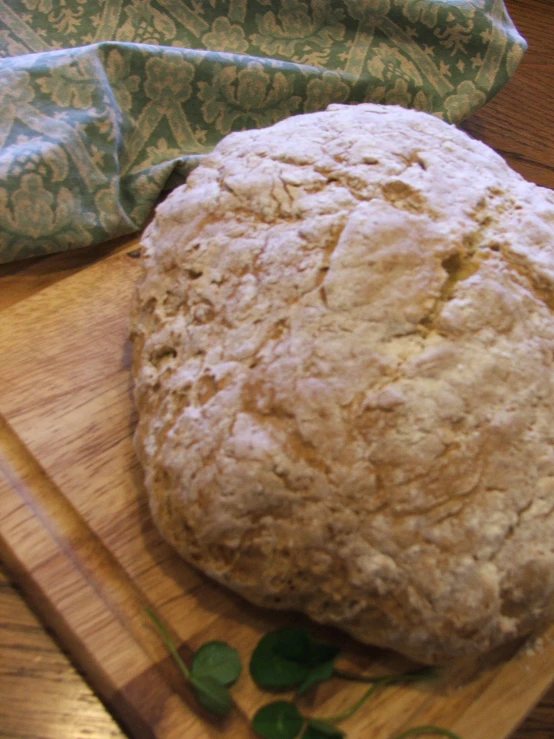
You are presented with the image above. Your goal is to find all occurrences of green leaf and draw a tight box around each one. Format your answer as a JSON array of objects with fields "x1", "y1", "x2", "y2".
[
  {"x1": 190, "y1": 674, "x2": 233, "y2": 716},
  {"x1": 278, "y1": 627, "x2": 340, "y2": 669},
  {"x1": 302, "y1": 719, "x2": 345, "y2": 738},
  {"x1": 277, "y1": 627, "x2": 314, "y2": 662},
  {"x1": 297, "y1": 660, "x2": 336, "y2": 695},
  {"x1": 250, "y1": 627, "x2": 340, "y2": 690},
  {"x1": 250, "y1": 629, "x2": 311, "y2": 688},
  {"x1": 305, "y1": 640, "x2": 341, "y2": 669},
  {"x1": 252, "y1": 701, "x2": 304, "y2": 739},
  {"x1": 191, "y1": 640, "x2": 242, "y2": 686}
]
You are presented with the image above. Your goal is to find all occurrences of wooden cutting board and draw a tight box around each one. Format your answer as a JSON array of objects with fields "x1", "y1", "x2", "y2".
[{"x1": 1, "y1": 239, "x2": 554, "y2": 739}]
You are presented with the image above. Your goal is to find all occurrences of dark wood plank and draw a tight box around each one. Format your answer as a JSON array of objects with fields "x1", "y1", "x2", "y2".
[{"x1": 0, "y1": 564, "x2": 124, "y2": 739}]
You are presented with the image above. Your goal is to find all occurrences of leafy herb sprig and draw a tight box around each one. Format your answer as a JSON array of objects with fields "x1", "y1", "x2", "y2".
[
  {"x1": 250, "y1": 626, "x2": 341, "y2": 694},
  {"x1": 249, "y1": 627, "x2": 459, "y2": 739},
  {"x1": 146, "y1": 612, "x2": 461, "y2": 739},
  {"x1": 145, "y1": 607, "x2": 241, "y2": 716}
]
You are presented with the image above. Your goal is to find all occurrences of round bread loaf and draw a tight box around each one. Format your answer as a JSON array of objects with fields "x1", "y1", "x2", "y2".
[{"x1": 130, "y1": 104, "x2": 554, "y2": 664}]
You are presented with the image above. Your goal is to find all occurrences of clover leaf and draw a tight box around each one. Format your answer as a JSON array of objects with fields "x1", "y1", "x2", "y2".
[
  {"x1": 250, "y1": 627, "x2": 340, "y2": 692},
  {"x1": 252, "y1": 700, "x2": 304, "y2": 739},
  {"x1": 191, "y1": 640, "x2": 242, "y2": 686},
  {"x1": 146, "y1": 608, "x2": 240, "y2": 717},
  {"x1": 297, "y1": 659, "x2": 336, "y2": 695},
  {"x1": 190, "y1": 673, "x2": 233, "y2": 716}
]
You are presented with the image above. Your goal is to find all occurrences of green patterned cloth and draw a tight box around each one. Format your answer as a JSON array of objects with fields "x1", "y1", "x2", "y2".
[{"x1": 0, "y1": 1, "x2": 526, "y2": 263}]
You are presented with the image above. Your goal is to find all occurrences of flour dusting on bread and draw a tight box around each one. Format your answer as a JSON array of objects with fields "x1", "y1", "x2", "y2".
[{"x1": 130, "y1": 104, "x2": 554, "y2": 664}]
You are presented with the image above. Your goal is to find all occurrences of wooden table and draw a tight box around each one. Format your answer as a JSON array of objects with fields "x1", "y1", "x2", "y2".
[{"x1": 1, "y1": 1, "x2": 553, "y2": 736}]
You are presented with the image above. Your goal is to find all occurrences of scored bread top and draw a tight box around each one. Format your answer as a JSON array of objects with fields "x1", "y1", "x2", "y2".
[{"x1": 130, "y1": 104, "x2": 554, "y2": 664}]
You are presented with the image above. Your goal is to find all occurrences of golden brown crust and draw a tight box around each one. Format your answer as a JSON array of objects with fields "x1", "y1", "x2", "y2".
[{"x1": 130, "y1": 104, "x2": 554, "y2": 664}]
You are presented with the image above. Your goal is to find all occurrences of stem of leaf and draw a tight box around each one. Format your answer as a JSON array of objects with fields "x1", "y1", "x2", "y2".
[
  {"x1": 391, "y1": 727, "x2": 461, "y2": 739},
  {"x1": 145, "y1": 607, "x2": 191, "y2": 681},
  {"x1": 320, "y1": 681, "x2": 383, "y2": 723},
  {"x1": 333, "y1": 667, "x2": 437, "y2": 684},
  {"x1": 320, "y1": 670, "x2": 436, "y2": 725}
]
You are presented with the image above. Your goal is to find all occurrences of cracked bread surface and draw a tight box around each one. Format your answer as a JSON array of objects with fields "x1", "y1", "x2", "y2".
[{"x1": 130, "y1": 103, "x2": 554, "y2": 664}]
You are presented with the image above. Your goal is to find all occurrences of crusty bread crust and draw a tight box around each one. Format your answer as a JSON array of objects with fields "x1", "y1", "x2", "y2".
[{"x1": 130, "y1": 104, "x2": 554, "y2": 664}]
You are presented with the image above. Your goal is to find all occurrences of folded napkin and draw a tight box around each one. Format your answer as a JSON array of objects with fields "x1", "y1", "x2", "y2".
[{"x1": 0, "y1": 0, "x2": 526, "y2": 263}]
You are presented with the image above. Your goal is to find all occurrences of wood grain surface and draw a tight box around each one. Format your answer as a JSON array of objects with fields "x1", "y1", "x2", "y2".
[
  {"x1": 0, "y1": 565, "x2": 124, "y2": 739},
  {"x1": 1, "y1": 1, "x2": 553, "y2": 737},
  {"x1": 6, "y1": 237, "x2": 554, "y2": 739}
]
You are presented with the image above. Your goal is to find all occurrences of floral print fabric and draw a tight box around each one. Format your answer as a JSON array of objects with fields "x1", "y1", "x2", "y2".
[{"x1": 0, "y1": 0, "x2": 526, "y2": 263}]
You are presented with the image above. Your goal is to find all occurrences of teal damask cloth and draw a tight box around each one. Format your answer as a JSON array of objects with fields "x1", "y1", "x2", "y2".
[{"x1": 0, "y1": 1, "x2": 526, "y2": 263}]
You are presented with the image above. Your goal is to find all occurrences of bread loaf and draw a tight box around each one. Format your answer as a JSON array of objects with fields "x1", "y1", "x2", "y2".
[{"x1": 130, "y1": 104, "x2": 554, "y2": 664}]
